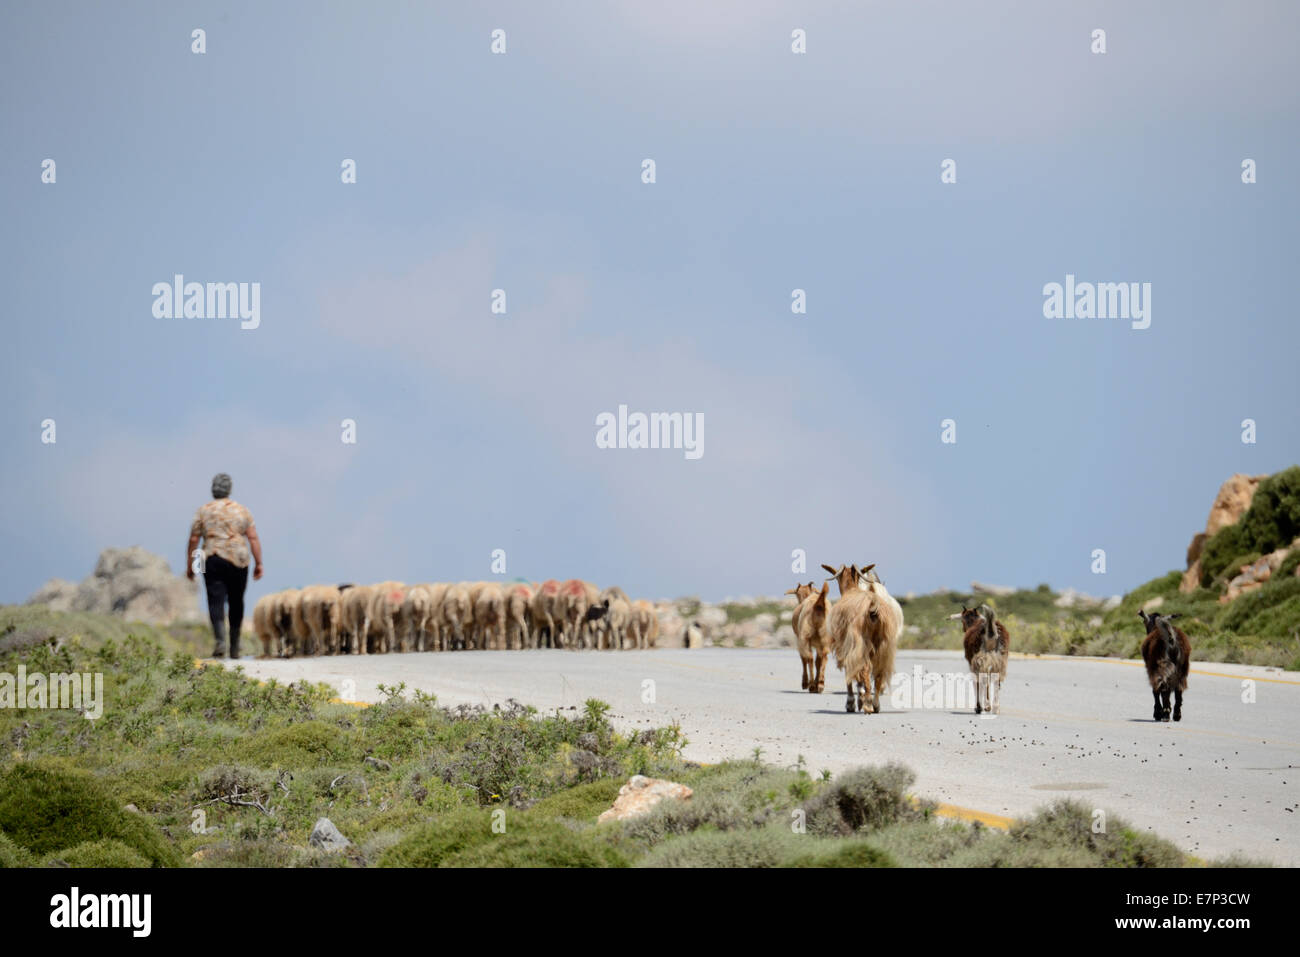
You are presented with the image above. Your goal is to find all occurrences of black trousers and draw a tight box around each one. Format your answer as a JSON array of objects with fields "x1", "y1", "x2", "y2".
[{"x1": 203, "y1": 553, "x2": 249, "y2": 656}]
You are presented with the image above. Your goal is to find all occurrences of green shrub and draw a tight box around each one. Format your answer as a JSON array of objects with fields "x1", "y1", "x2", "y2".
[
  {"x1": 1215, "y1": 577, "x2": 1300, "y2": 636},
  {"x1": 1239, "y1": 467, "x2": 1300, "y2": 556},
  {"x1": 1006, "y1": 800, "x2": 1184, "y2": 867},
  {"x1": 801, "y1": 764, "x2": 919, "y2": 836},
  {"x1": 1200, "y1": 524, "x2": 1250, "y2": 586},
  {"x1": 443, "y1": 819, "x2": 629, "y2": 868},
  {"x1": 44, "y1": 839, "x2": 151, "y2": 868},
  {"x1": 787, "y1": 839, "x2": 896, "y2": 868},
  {"x1": 526, "y1": 778, "x2": 624, "y2": 821},
  {"x1": 638, "y1": 825, "x2": 808, "y2": 868},
  {"x1": 238, "y1": 720, "x2": 355, "y2": 767},
  {"x1": 0, "y1": 763, "x2": 179, "y2": 867},
  {"x1": 0, "y1": 832, "x2": 33, "y2": 868},
  {"x1": 379, "y1": 808, "x2": 496, "y2": 867}
]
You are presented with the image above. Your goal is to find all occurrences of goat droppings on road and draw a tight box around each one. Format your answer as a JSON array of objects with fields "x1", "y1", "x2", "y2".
[{"x1": 595, "y1": 405, "x2": 703, "y2": 460}]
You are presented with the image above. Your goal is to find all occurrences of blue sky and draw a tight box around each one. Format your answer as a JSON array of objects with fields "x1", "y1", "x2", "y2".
[{"x1": 2, "y1": 1, "x2": 1297, "y2": 606}]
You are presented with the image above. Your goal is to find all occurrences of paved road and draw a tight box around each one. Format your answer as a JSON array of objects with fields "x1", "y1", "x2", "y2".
[{"x1": 225, "y1": 647, "x2": 1300, "y2": 864}]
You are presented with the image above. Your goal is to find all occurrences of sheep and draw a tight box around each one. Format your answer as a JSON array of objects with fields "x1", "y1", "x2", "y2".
[
  {"x1": 949, "y1": 604, "x2": 1010, "y2": 714},
  {"x1": 294, "y1": 585, "x2": 344, "y2": 656},
  {"x1": 341, "y1": 584, "x2": 377, "y2": 654},
  {"x1": 531, "y1": 580, "x2": 563, "y2": 648},
  {"x1": 794, "y1": 582, "x2": 832, "y2": 693},
  {"x1": 1139, "y1": 611, "x2": 1191, "y2": 722},
  {"x1": 252, "y1": 593, "x2": 281, "y2": 658},
  {"x1": 559, "y1": 579, "x2": 599, "y2": 649},
  {"x1": 603, "y1": 597, "x2": 632, "y2": 650},
  {"x1": 439, "y1": 583, "x2": 471, "y2": 650},
  {"x1": 367, "y1": 582, "x2": 407, "y2": 654},
  {"x1": 271, "y1": 588, "x2": 301, "y2": 657},
  {"x1": 400, "y1": 584, "x2": 440, "y2": 652},
  {"x1": 823, "y1": 563, "x2": 902, "y2": 714},
  {"x1": 584, "y1": 598, "x2": 610, "y2": 647},
  {"x1": 473, "y1": 582, "x2": 507, "y2": 650},
  {"x1": 628, "y1": 599, "x2": 659, "y2": 649},
  {"x1": 504, "y1": 583, "x2": 534, "y2": 649}
]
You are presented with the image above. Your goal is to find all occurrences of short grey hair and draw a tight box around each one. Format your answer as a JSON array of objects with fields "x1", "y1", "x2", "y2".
[{"x1": 211, "y1": 473, "x2": 233, "y2": 498}]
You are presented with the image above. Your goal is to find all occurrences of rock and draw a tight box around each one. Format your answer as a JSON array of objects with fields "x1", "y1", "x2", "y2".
[
  {"x1": 696, "y1": 606, "x2": 728, "y2": 629},
  {"x1": 1186, "y1": 532, "x2": 1208, "y2": 568},
  {"x1": 971, "y1": 582, "x2": 1016, "y2": 597},
  {"x1": 362, "y1": 756, "x2": 392, "y2": 772},
  {"x1": 26, "y1": 546, "x2": 200, "y2": 625},
  {"x1": 1139, "y1": 596, "x2": 1165, "y2": 613},
  {"x1": 123, "y1": 804, "x2": 139, "y2": 814},
  {"x1": 1221, "y1": 556, "x2": 1274, "y2": 603},
  {"x1": 577, "y1": 732, "x2": 600, "y2": 752},
  {"x1": 597, "y1": 775, "x2": 692, "y2": 823},
  {"x1": 309, "y1": 817, "x2": 351, "y2": 853},
  {"x1": 1102, "y1": 595, "x2": 1122, "y2": 610},
  {"x1": 1179, "y1": 559, "x2": 1203, "y2": 595},
  {"x1": 1054, "y1": 588, "x2": 1103, "y2": 609},
  {"x1": 1205, "y1": 474, "x2": 1266, "y2": 538}
]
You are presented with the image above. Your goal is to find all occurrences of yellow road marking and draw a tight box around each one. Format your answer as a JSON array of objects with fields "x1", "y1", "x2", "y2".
[{"x1": 931, "y1": 800, "x2": 1012, "y2": 830}]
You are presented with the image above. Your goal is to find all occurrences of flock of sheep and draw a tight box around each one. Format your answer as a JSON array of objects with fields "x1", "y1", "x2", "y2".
[
  {"x1": 251, "y1": 579, "x2": 659, "y2": 658},
  {"x1": 788, "y1": 562, "x2": 1190, "y2": 720}
]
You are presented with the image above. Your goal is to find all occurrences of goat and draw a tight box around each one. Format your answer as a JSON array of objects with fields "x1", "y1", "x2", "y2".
[
  {"x1": 1138, "y1": 611, "x2": 1190, "y2": 722},
  {"x1": 794, "y1": 582, "x2": 832, "y2": 692},
  {"x1": 949, "y1": 604, "x2": 1009, "y2": 714},
  {"x1": 823, "y1": 563, "x2": 901, "y2": 713}
]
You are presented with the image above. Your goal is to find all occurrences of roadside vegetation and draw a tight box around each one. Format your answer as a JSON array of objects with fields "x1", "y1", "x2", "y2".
[{"x1": 0, "y1": 607, "x2": 1263, "y2": 867}]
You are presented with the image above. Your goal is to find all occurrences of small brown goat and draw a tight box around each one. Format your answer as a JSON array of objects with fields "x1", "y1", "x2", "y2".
[
  {"x1": 950, "y1": 604, "x2": 1009, "y2": 715},
  {"x1": 1139, "y1": 611, "x2": 1191, "y2": 722},
  {"x1": 794, "y1": 582, "x2": 832, "y2": 692}
]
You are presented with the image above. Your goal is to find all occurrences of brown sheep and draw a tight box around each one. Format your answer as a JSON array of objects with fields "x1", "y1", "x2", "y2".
[
  {"x1": 440, "y1": 584, "x2": 471, "y2": 650},
  {"x1": 531, "y1": 580, "x2": 563, "y2": 649},
  {"x1": 628, "y1": 599, "x2": 659, "y2": 649},
  {"x1": 504, "y1": 583, "x2": 534, "y2": 649},
  {"x1": 559, "y1": 579, "x2": 599, "y2": 649},
  {"x1": 400, "y1": 584, "x2": 442, "y2": 652},
  {"x1": 1139, "y1": 611, "x2": 1191, "y2": 722},
  {"x1": 341, "y1": 584, "x2": 377, "y2": 654},
  {"x1": 473, "y1": 582, "x2": 507, "y2": 650},
  {"x1": 294, "y1": 585, "x2": 344, "y2": 656},
  {"x1": 252, "y1": 592, "x2": 282, "y2": 658}
]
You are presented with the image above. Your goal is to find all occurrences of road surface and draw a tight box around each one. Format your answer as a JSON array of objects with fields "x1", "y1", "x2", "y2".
[{"x1": 224, "y1": 647, "x2": 1300, "y2": 865}]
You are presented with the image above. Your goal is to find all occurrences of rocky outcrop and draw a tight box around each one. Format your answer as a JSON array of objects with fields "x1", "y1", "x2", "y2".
[
  {"x1": 1181, "y1": 474, "x2": 1268, "y2": 594},
  {"x1": 597, "y1": 775, "x2": 692, "y2": 823},
  {"x1": 26, "y1": 546, "x2": 201, "y2": 625}
]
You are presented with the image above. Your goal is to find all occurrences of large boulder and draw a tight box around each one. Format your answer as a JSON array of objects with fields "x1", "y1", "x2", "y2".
[
  {"x1": 1180, "y1": 474, "x2": 1269, "y2": 594},
  {"x1": 597, "y1": 775, "x2": 692, "y2": 823},
  {"x1": 26, "y1": 546, "x2": 201, "y2": 625}
]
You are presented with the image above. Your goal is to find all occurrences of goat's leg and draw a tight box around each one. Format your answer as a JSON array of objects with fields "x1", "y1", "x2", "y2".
[
  {"x1": 801, "y1": 655, "x2": 811, "y2": 689},
  {"x1": 1151, "y1": 686, "x2": 1162, "y2": 721},
  {"x1": 1161, "y1": 687, "x2": 1173, "y2": 721},
  {"x1": 1172, "y1": 687, "x2": 1183, "y2": 722},
  {"x1": 845, "y1": 679, "x2": 857, "y2": 713}
]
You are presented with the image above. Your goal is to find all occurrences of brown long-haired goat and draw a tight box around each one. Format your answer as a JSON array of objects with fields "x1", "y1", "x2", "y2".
[
  {"x1": 1139, "y1": 611, "x2": 1191, "y2": 722},
  {"x1": 822, "y1": 563, "x2": 902, "y2": 714},
  {"x1": 949, "y1": 604, "x2": 1010, "y2": 715}
]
